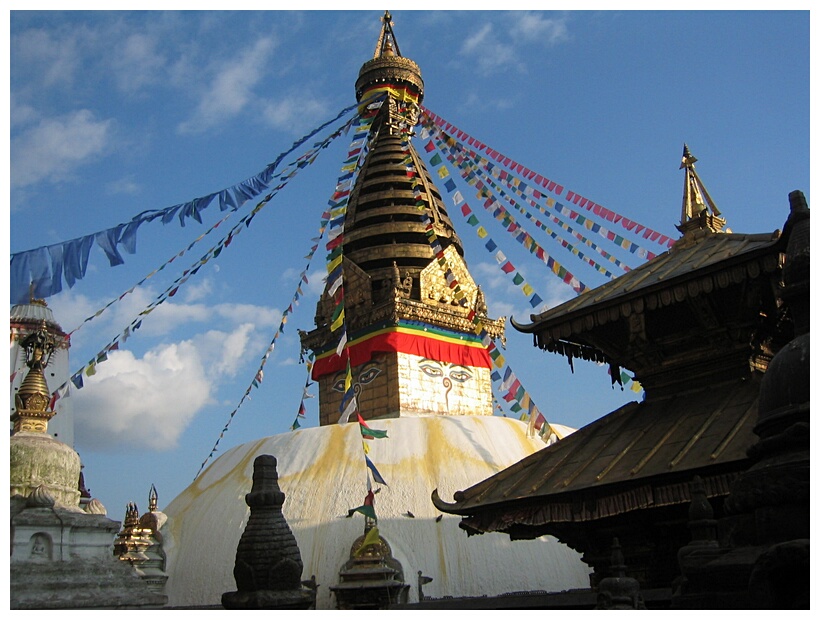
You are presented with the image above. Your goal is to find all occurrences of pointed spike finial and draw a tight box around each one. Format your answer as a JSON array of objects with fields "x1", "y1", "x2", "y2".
[
  {"x1": 676, "y1": 144, "x2": 726, "y2": 235},
  {"x1": 373, "y1": 9, "x2": 402, "y2": 59},
  {"x1": 680, "y1": 143, "x2": 697, "y2": 169}
]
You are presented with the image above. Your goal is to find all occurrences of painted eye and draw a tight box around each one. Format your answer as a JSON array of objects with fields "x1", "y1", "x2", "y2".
[
  {"x1": 420, "y1": 364, "x2": 443, "y2": 378},
  {"x1": 332, "y1": 377, "x2": 346, "y2": 392},
  {"x1": 449, "y1": 369, "x2": 472, "y2": 383},
  {"x1": 358, "y1": 366, "x2": 382, "y2": 385}
]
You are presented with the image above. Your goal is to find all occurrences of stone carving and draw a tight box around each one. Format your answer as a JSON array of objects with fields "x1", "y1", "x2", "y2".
[{"x1": 222, "y1": 455, "x2": 315, "y2": 609}]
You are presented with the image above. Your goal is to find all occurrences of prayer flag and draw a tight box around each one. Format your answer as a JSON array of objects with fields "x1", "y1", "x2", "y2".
[
  {"x1": 347, "y1": 503, "x2": 377, "y2": 520},
  {"x1": 339, "y1": 394, "x2": 357, "y2": 424},
  {"x1": 361, "y1": 425, "x2": 388, "y2": 440},
  {"x1": 330, "y1": 308, "x2": 345, "y2": 332},
  {"x1": 366, "y1": 456, "x2": 388, "y2": 485},
  {"x1": 355, "y1": 526, "x2": 381, "y2": 556}
]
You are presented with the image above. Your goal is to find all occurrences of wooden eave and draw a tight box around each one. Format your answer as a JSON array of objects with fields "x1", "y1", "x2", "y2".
[
  {"x1": 512, "y1": 230, "x2": 783, "y2": 355},
  {"x1": 433, "y1": 375, "x2": 759, "y2": 532}
]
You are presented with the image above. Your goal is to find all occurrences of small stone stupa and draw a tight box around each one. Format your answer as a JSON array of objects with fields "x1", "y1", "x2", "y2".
[
  {"x1": 222, "y1": 454, "x2": 316, "y2": 609},
  {"x1": 10, "y1": 323, "x2": 166, "y2": 609}
]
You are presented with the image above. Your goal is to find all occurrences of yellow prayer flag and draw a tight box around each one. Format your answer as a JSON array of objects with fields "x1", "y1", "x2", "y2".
[
  {"x1": 476, "y1": 226, "x2": 488, "y2": 239},
  {"x1": 546, "y1": 197, "x2": 555, "y2": 207},
  {"x1": 494, "y1": 354, "x2": 506, "y2": 368},
  {"x1": 330, "y1": 309, "x2": 345, "y2": 332},
  {"x1": 631, "y1": 381, "x2": 643, "y2": 393},
  {"x1": 327, "y1": 254, "x2": 343, "y2": 273},
  {"x1": 437, "y1": 166, "x2": 449, "y2": 179},
  {"x1": 522, "y1": 283, "x2": 534, "y2": 296},
  {"x1": 355, "y1": 526, "x2": 380, "y2": 556},
  {"x1": 362, "y1": 440, "x2": 370, "y2": 454}
]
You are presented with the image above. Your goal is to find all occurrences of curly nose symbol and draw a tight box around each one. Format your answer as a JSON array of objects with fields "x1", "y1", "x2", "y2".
[{"x1": 442, "y1": 377, "x2": 452, "y2": 412}]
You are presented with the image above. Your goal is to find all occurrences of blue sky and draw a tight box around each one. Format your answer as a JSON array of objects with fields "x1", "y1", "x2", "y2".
[{"x1": 8, "y1": 9, "x2": 811, "y2": 518}]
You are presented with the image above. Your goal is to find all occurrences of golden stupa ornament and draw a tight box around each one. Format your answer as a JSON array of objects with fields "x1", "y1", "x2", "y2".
[
  {"x1": 676, "y1": 144, "x2": 727, "y2": 236},
  {"x1": 12, "y1": 322, "x2": 58, "y2": 434}
]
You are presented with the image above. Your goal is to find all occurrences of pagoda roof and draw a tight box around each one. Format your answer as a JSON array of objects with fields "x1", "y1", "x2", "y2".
[
  {"x1": 432, "y1": 374, "x2": 759, "y2": 532},
  {"x1": 513, "y1": 227, "x2": 783, "y2": 338}
]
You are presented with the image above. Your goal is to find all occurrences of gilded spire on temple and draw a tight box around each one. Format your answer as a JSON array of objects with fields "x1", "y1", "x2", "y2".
[
  {"x1": 12, "y1": 322, "x2": 58, "y2": 434},
  {"x1": 300, "y1": 12, "x2": 504, "y2": 426},
  {"x1": 372, "y1": 11, "x2": 401, "y2": 59},
  {"x1": 676, "y1": 144, "x2": 727, "y2": 235}
]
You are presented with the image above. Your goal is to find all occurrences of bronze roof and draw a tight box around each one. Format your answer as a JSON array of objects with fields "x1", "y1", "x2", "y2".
[
  {"x1": 432, "y1": 375, "x2": 759, "y2": 529},
  {"x1": 513, "y1": 228, "x2": 782, "y2": 335}
]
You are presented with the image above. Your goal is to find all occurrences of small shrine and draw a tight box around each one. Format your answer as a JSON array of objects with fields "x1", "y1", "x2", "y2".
[{"x1": 330, "y1": 491, "x2": 409, "y2": 609}]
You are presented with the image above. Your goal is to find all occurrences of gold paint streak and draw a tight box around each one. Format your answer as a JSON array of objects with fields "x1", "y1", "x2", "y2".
[
  {"x1": 595, "y1": 426, "x2": 650, "y2": 481},
  {"x1": 630, "y1": 415, "x2": 687, "y2": 476},
  {"x1": 711, "y1": 400, "x2": 756, "y2": 460},
  {"x1": 668, "y1": 391, "x2": 735, "y2": 469}
]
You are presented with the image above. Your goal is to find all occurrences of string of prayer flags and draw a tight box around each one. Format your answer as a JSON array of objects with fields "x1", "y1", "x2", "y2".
[
  {"x1": 325, "y1": 108, "x2": 381, "y2": 388},
  {"x1": 194, "y1": 204, "x2": 332, "y2": 479},
  {"x1": 611, "y1": 367, "x2": 644, "y2": 394},
  {"x1": 421, "y1": 106, "x2": 675, "y2": 249},
  {"x1": 489, "y1": 359, "x2": 556, "y2": 442},
  {"x1": 290, "y1": 355, "x2": 315, "y2": 432},
  {"x1": 66, "y1": 112, "x2": 358, "y2": 340},
  {"x1": 440, "y1": 135, "x2": 634, "y2": 278},
  {"x1": 11, "y1": 96, "x2": 382, "y2": 305},
  {"x1": 421, "y1": 119, "x2": 581, "y2": 300}
]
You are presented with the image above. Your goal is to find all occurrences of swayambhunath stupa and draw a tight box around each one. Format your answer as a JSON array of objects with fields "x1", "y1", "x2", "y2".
[{"x1": 10, "y1": 10, "x2": 809, "y2": 610}]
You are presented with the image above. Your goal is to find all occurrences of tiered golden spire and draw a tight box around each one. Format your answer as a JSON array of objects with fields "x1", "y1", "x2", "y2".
[
  {"x1": 11, "y1": 323, "x2": 57, "y2": 434},
  {"x1": 677, "y1": 144, "x2": 727, "y2": 235}
]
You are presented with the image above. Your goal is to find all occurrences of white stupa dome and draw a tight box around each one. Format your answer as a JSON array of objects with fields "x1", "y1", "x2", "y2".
[{"x1": 162, "y1": 415, "x2": 590, "y2": 608}]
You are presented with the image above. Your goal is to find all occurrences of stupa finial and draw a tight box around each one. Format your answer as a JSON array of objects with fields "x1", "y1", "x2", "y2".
[
  {"x1": 374, "y1": 10, "x2": 401, "y2": 59},
  {"x1": 11, "y1": 323, "x2": 58, "y2": 434},
  {"x1": 676, "y1": 144, "x2": 727, "y2": 236}
]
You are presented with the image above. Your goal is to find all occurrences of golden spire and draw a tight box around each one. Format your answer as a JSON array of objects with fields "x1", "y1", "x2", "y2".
[
  {"x1": 11, "y1": 322, "x2": 57, "y2": 434},
  {"x1": 373, "y1": 10, "x2": 401, "y2": 59},
  {"x1": 676, "y1": 144, "x2": 727, "y2": 235}
]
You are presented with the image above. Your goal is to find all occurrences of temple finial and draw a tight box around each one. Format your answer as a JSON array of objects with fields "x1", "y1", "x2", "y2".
[
  {"x1": 373, "y1": 10, "x2": 402, "y2": 59},
  {"x1": 676, "y1": 144, "x2": 727, "y2": 236}
]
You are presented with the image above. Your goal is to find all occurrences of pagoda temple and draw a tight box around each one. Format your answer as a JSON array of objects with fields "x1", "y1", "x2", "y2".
[{"x1": 432, "y1": 147, "x2": 810, "y2": 608}]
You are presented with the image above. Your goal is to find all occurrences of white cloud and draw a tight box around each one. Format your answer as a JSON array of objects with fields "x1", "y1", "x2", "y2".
[
  {"x1": 11, "y1": 109, "x2": 113, "y2": 188},
  {"x1": 177, "y1": 36, "x2": 276, "y2": 134},
  {"x1": 12, "y1": 27, "x2": 80, "y2": 88},
  {"x1": 460, "y1": 24, "x2": 517, "y2": 73},
  {"x1": 73, "y1": 340, "x2": 212, "y2": 451},
  {"x1": 509, "y1": 12, "x2": 569, "y2": 44},
  {"x1": 459, "y1": 13, "x2": 570, "y2": 74},
  {"x1": 105, "y1": 175, "x2": 142, "y2": 196},
  {"x1": 70, "y1": 315, "x2": 267, "y2": 452},
  {"x1": 111, "y1": 32, "x2": 167, "y2": 94},
  {"x1": 261, "y1": 95, "x2": 328, "y2": 132}
]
